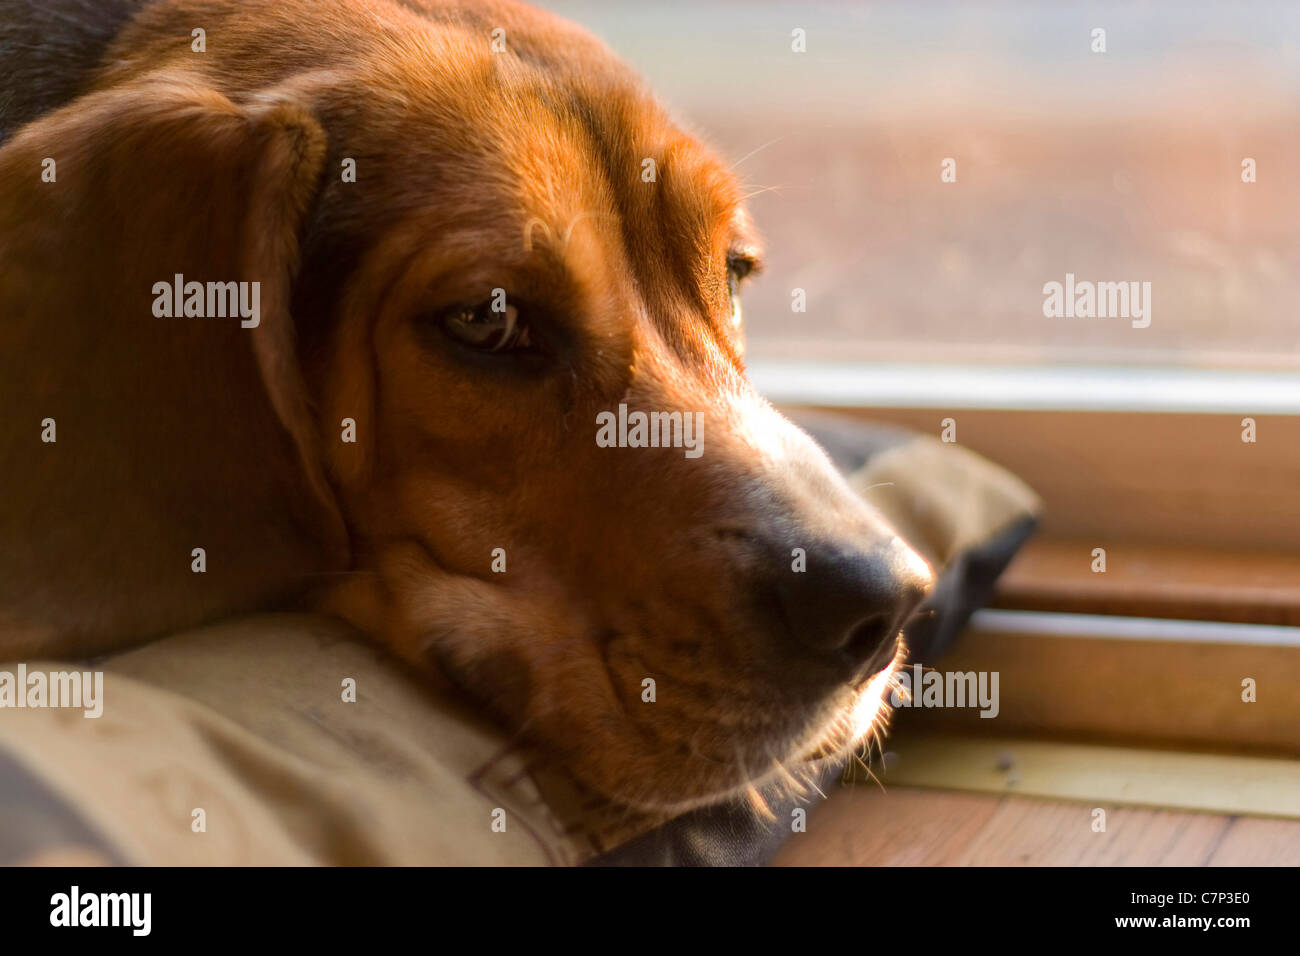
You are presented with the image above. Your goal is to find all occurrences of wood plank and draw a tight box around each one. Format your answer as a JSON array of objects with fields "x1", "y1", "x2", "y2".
[
  {"x1": 898, "y1": 623, "x2": 1300, "y2": 754},
  {"x1": 853, "y1": 734, "x2": 1300, "y2": 818},
  {"x1": 994, "y1": 537, "x2": 1300, "y2": 626},
  {"x1": 774, "y1": 786, "x2": 1300, "y2": 866},
  {"x1": 790, "y1": 407, "x2": 1300, "y2": 554},
  {"x1": 1205, "y1": 818, "x2": 1300, "y2": 866}
]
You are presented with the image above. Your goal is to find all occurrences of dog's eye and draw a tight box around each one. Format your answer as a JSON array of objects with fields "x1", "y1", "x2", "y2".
[
  {"x1": 727, "y1": 270, "x2": 743, "y2": 329},
  {"x1": 725, "y1": 252, "x2": 759, "y2": 332},
  {"x1": 439, "y1": 300, "x2": 531, "y2": 352},
  {"x1": 727, "y1": 254, "x2": 757, "y2": 282}
]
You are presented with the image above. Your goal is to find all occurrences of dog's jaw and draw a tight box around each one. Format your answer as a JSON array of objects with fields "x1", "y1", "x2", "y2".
[
  {"x1": 321, "y1": 534, "x2": 911, "y2": 816},
  {"x1": 589, "y1": 638, "x2": 910, "y2": 817}
]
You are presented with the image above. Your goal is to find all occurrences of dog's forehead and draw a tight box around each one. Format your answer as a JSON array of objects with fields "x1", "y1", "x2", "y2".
[
  {"x1": 332, "y1": 13, "x2": 755, "y2": 329},
  {"x1": 365, "y1": 12, "x2": 748, "y2": 238}
]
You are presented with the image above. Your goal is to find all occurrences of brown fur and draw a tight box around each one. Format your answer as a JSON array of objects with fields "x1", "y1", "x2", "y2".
[{"x1": 0, "y1": 0, "x2": 931, "y2": 811}]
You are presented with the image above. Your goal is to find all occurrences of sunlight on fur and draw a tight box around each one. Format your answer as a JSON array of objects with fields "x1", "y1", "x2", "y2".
[
  {"x1": 744, "y1": 639, "x2": 909, "y2": 823},
  {"x1": 851, "y1": 640, "x2": 910, "y2": 742}
]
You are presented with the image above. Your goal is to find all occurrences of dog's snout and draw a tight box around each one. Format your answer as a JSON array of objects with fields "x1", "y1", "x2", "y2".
[{"x1": 775, "y1": 537, "x2": 934, "y2": 664}]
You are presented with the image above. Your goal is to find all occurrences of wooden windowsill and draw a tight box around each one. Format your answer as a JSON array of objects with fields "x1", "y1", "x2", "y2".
[
  {"x1": 994, "y1": 537, "x2": 1300, "y2": 626},
  {"x1": 852, "y1": 733, "x2": 1300, "y2": 819},
  {"x1": 776, "y1": 402, "x2": 1300, "y2": 750},
  {"x1": 775, "y1": 781, "x2": 1300, "y2": 866},
  {"x1": 786, "y1": 405, "x2": 1300, "y2": 553},
  {"x1": 900, "y1": 612, "x2": 1300, "y2": 756}
]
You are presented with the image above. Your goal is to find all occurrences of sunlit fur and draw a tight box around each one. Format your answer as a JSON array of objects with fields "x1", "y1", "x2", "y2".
[{"x1": 739, "y1": 638, "x2": 910, "y2": 822}]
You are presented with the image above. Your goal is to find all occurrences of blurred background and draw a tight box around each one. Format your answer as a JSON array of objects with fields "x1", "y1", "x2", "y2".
[{"x1": 541, "y1": 0, "x2": 1300, "y2": 370}]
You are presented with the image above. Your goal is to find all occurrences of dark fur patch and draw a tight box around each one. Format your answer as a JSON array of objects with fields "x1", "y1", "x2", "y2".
[{"x1": 0, "y1": 0, "x2": 144, "y2": 142}]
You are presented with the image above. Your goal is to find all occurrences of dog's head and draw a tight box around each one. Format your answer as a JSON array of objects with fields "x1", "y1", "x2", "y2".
[{"x1": 0, "y1": 0, "x2": 931, "y2": 811}]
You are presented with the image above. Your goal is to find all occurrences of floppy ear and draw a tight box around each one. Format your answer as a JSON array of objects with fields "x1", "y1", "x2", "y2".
[{"x1": 0, "y1": 79, "x2": 349, "y2": 655}]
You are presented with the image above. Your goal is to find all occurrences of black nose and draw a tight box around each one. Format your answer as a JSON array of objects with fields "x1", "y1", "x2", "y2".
[{"x1": 774, "y1": 538, "x2": 934, "y2": 664}]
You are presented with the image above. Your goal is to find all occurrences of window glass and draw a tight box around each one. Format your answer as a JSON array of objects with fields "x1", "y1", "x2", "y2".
[{"x1": 540, "y1": 1, "x2": 1300, "y2": 369}]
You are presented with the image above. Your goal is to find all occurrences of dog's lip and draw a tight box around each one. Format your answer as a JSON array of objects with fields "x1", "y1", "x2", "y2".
[
  {"x1": 796, "y1": 637, "x2": 906, "y2": 764},
  {"x1": 855, "y1": 633, "x2": 905, "y2": 683}
]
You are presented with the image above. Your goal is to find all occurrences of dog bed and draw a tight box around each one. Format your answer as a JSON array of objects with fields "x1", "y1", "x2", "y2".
[{"x1": 0, "y1": 412, "x2": 1038, "y2": 866}]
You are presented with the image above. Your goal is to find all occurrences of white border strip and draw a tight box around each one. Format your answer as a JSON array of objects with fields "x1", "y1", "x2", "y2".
[
  {"x1": 748, "y1": 360, "x2": 1300, "y2": 414},
  {"x1": 970, "y1": 608, "x2": 1300, "y2": 647}
]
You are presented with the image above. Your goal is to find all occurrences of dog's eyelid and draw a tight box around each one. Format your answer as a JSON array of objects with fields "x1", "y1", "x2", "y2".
[
  {"x1": 726, "y1": 251, "x2": 762, "y2": 281},
  {"x1": 431, "y1": 297, "x2": 538, "y2": 354}
]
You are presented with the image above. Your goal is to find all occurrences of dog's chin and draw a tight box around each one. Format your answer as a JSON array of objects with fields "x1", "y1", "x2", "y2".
[{"x1": 568, "y1": 637, "x2": 909, "y2": 817}]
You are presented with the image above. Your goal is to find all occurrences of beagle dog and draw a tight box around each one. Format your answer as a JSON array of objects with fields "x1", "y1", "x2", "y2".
[{"x1": 0, "y1": 0, "x2": 933, "y2": 813}]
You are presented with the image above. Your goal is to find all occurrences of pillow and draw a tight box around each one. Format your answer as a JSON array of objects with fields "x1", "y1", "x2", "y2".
[
  {"x1": 0, "y1": 412, "x2": 1038, "y2": 866},
  {"x1": 0, "y1": 613, "x2": 682, "y2": 865}
]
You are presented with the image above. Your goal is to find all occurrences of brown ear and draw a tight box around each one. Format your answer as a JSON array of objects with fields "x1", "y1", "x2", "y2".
[{"x1": 0, "y1": 79, "x2": 348, "y2": 655}]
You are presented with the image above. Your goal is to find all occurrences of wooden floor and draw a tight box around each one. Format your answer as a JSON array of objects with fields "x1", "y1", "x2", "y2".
[{"x1": 774, "y1": 786, "x2": 1300, "y2": 866}]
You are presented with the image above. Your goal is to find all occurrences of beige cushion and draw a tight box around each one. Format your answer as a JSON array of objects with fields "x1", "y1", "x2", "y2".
[{"x1": 0, "y1": 614, "x2": 655, "y2": 865}]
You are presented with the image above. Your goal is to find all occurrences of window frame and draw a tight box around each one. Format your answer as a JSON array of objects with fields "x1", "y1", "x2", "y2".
[{"x1": 770, "y1": 363, "x2": 1300, "y2": 753}]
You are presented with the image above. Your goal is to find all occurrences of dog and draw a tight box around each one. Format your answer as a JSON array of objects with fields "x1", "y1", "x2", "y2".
[{"x1": 0, "y1": 0, "x2": 933, "y2": 813}]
